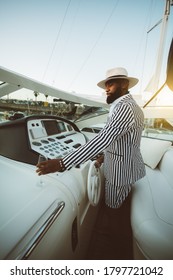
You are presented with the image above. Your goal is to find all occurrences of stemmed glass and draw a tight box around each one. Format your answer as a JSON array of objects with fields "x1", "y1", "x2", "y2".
[{"x1": 37, "y1": 154, "x2": 48, "y2": 186}]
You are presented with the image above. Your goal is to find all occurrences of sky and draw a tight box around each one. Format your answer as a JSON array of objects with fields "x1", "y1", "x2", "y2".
[{"x1": 0, "y1": 0, "x2": 173, "y2": 102}]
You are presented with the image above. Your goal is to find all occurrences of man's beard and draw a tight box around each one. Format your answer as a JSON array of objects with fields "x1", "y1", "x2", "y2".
[{"x1": 106, "y1": 86, "x2": 122, "y2": 104}]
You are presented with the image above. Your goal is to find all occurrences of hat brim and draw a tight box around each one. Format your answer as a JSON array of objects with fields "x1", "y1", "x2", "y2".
[{"x1": 97, "y1": 76, "x2": 139, "y2": 89}]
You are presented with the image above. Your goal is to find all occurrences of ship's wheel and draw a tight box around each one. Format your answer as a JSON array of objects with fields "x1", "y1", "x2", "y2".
[{"x1": 87, "y1": 161, "x2": 102, "y2": 206}]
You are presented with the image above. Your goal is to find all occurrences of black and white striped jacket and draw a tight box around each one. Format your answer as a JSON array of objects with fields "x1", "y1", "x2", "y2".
[{"x1": 63, "y1": 94, "x2": 146, "y2": 186}]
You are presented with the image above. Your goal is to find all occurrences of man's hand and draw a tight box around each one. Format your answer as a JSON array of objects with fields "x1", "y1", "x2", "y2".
[
  {"x1": 94, "y1": 154, "x2": 104, "y2": 168},
  {"x1": 36, "y1": 158, "x2": 65, "y2": 175}
]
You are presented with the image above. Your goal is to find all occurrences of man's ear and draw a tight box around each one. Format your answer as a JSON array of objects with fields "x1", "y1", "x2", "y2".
[{"x1": 121, "y1": 79, "x2": 129, "y2": 89}]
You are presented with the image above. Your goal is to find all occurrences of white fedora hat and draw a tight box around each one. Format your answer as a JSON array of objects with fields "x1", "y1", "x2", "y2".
[{"x1": 97, "y1": 67, "x2": 139, "y2": 89}]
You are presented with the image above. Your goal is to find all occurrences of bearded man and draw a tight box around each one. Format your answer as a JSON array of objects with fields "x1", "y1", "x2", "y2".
[{"x1": 36, "y1": 67, "x2": 146, "y2": 209}]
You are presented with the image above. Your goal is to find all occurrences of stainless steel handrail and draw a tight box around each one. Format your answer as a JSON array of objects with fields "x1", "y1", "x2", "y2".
[{"x1": 16, "y1": 201, "x2": 65, "y2": 260}]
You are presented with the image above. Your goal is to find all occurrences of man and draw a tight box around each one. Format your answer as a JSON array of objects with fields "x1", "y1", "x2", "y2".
[{"x1": 36, "y1": 67, "x2": 146, "y2": 209}]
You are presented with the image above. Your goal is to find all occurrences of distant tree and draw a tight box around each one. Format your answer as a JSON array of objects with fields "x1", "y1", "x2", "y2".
[
  {"x1": 45, "y1": 94, "x2": 48, "y2": 100},
  {"x1": 34, "y1": 91, "x2": 39, "y2": 101}
]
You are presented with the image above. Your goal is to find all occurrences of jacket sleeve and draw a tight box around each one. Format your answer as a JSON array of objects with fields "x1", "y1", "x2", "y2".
[{"x1": 63, "y1": 102, "x2": 135, "y2": 170}]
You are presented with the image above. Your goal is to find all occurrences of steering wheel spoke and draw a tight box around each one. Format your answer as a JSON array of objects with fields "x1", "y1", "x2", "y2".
[{"x1": 87, "y1": 161, "x2": 102, "y2": 206}]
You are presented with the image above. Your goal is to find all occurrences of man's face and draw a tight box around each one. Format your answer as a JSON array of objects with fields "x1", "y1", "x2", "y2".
[{"x1": 105, "y1": 79, "x2": 122, "y2": 104}]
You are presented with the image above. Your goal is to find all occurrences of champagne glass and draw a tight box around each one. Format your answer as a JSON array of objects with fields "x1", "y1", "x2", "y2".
[{"x1": 37, "y1": 154, "x2": 48, "y2": 186}]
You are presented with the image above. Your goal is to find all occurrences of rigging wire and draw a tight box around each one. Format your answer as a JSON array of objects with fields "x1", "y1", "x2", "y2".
[
  {"x1": 52, "y1": 0, "x2": 82, "y2": 86},
  {"x1": 139, "y1": 0, "x2": 154, "y2": 93},
  {"x1": 42, "y1": 0, "x2": 72, "y2": 82},
  {"x1": 67, "y1": 0, "x2": 120, "y2": 90},
  {"x1": 138, "y1": 0, "x2": 159, "y2": 94}
]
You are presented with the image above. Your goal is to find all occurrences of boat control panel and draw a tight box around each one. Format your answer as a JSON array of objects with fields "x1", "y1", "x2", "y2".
[
  {"x1": 27, "y1": 118, "x2": 86, "y2": 160},
  {"x1": 0, "y1": 115, "x2": 87, "y2": 164}
]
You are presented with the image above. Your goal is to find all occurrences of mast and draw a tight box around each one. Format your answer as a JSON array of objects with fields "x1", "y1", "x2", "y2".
[
  {"x1": 143, "y1": 0, "x2": 173, "y2": 108},
  {"x1": 152, "y1": 0, "x2": 172, "y2": 93}
]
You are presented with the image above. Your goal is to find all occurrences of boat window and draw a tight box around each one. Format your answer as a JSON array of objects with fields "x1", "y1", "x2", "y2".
[
  {"x1": 143, "y1": 118, "x2": 173, "y2": 142},
  {"x1": 0, "y1": 95, "x2": 108, "y2": 124},
  {"x1": 81, "y1": 127, "x2": 94, "y2": 133},
  {"x1": 94, "y1": 128, "x2": 102, "y2": 133}
]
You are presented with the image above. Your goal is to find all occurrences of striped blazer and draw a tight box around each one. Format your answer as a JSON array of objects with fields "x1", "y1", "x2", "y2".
[{"x1": 63, "y1": 94, "x2": 146, "y2": 186}]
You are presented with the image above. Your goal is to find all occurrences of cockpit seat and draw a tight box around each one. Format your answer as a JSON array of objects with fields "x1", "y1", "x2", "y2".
[{"x1": 131, "y1": 137, "x2": 173, "y2": 259}]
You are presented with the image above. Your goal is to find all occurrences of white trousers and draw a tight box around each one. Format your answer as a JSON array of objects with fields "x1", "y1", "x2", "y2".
[{"x1": 105, "y1": 180, "x2": 132, "y2": 208}]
